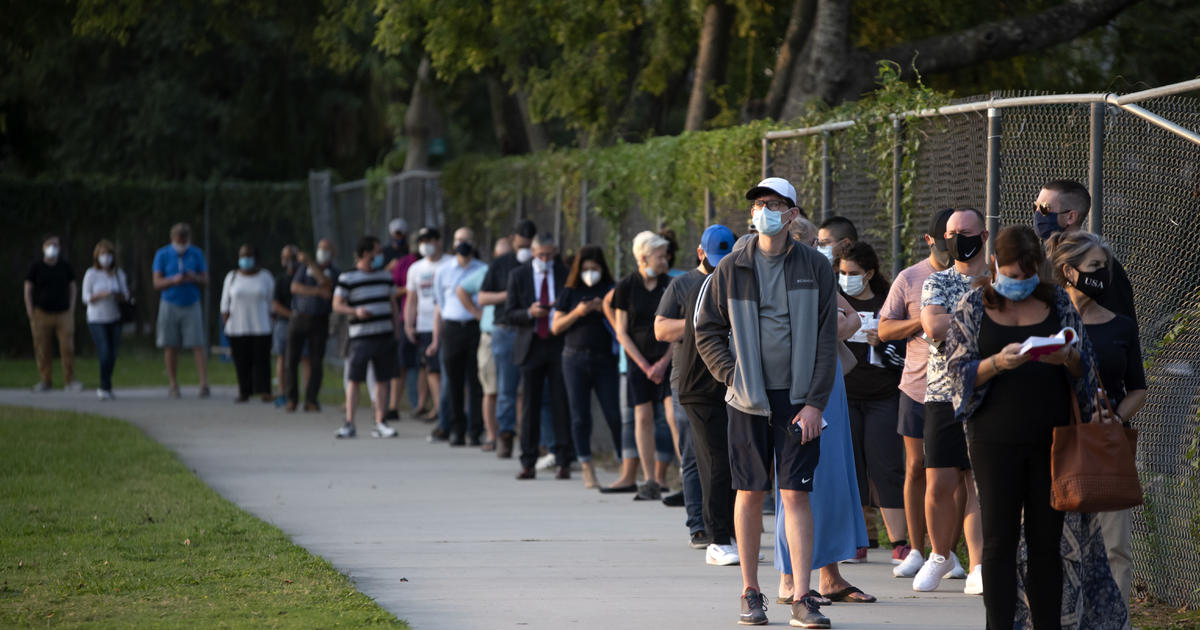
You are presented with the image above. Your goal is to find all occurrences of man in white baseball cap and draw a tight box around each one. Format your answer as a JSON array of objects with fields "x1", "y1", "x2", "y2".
[{"x1": 384, "y1": 218, "x2": 410, "y2": 271}]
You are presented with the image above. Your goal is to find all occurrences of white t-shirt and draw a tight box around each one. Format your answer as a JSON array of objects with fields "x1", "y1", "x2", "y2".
[
  {"x1": 81, "y1": 267, "x2": 129, "y2": 324},
  {"x1": 406, "y1": 256, "x2": 453, "y2": 333},
  {"x1": 220, "y1": 269, "x2": 275, "y2": 336}
]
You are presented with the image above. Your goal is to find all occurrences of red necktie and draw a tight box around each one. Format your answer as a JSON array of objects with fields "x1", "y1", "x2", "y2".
[{"x1": 536, "y1": 272, "x2": 550, "y2": 339}]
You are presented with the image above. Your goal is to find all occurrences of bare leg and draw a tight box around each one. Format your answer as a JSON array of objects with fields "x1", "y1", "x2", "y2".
[
  {"x1": 609, "y1": 457, "x2": 640, "y2": 488},
  {"x1": 389, "y1": 376, "x2": 403, "y2": 413},
  {"x1": 903, "y1": 436, "x2": 927, "y2": 551},
  {"x1": 164, "y1": 347, "x2": 179, "y2": 389},
  {"x1": 662, "y1": 395, "x2": 681, "y2": 460},
  {"x1": 634, "y1": 402, "x2": 658, "y2": 484},
  {"x1": 416, "y1": 367, "x2": 430, "y2": 412},
  {"x1": 780, "y1": 489, "x2": 815, "y2": 600},
  {"x1": 962, "y1": 471, "x2": 983, "y2": 568},
  {"x1": 427, "y1": 371, "x2": 441, "y2": 417},
  {"x1": 192, "y1": 346, "x2": 208, "y2": 388},
  {"x1": 924, "y1": 467, "x2": 963, "y2": 558},
  {"x1": 373, "y1": 379, "x2": 389, "y2": 424},
  {"x1": 655, "y1": 460, "x2": 670, "y2": 487},
  {"x1": 345, "y1": 381, "x2": 360, "y2": 424},
  {"x1": 482, "y1": 393, "x2": 498, "y2": 443},
  {"x1": 275, "y1": 355, "x2": 286, "y2": 397},
  {"x1": 736, "y1": 489, "x2": 766, "y2": 593},
  {"x1": 881, "y1": 507, "x2": 908, "y2": 543},
  {"x1": 778, "y1": 572, "x2": 794, "y2": 600}
]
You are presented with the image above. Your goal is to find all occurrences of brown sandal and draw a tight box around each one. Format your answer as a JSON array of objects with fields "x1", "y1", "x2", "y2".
[{"x1": 822, "y1": 586, "x2": 876, "y2": 603}]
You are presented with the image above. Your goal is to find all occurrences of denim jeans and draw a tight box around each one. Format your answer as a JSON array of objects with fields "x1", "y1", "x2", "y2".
[
  {"x1": 491, "y1": 326, "x2": 520, "y2": 435},
  {"x1": 87, "y1": 321, "x2": 121, "y2": 392},
  {"x1": 561, "y1": 348, "x2": 621, "y2": 462},
  {"x1": 673, "y1": 388, "x2": 705, "y2": 535},
  {"x1": 619, "y1": 373, "x2": 673, "y2": 461}
]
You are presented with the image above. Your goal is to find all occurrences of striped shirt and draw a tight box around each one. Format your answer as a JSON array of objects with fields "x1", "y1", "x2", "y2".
[{"x1": 335, "y1": 268, "x2": 395, "y2": 338}]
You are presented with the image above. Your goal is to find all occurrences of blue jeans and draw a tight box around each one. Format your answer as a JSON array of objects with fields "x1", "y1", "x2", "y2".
[
  {"x1": 491, "y1": 326, "x2": 520, "y2": 435},
  {"x1": 673, "y1": 389, "x2": 705, "y2": 535},
  {"x1": 562, "y1": 348, "x2": 621, "y2": 462},
  {"x1": 88, "y1": 321, "x2": 121, "y2": 392},
  {"x1": 619, "y1": 374, "x2": 673, "y2": 461}
]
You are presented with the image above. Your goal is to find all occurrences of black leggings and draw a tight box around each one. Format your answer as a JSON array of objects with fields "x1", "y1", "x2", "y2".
[
  {"x1": 229, "y1": 334, "x2": 271, "y2": 399},
  {"x1": 967, "y1": 437, "x2": 1063, "y2": 630}
]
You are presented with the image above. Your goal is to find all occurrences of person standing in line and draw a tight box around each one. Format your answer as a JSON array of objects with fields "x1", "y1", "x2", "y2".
[
  {"x1": 152, "y1": 223, "x2": 210, "y2": 399},
  {"x1": 507, "y1": 233, "x2": 574, "y2": 480},
  {"x1": 457, "y1": 237, "x2": 513, "y2": 452},
  {"x1": 916, "y1": 207, "x2": 987, "y2": 593},
  {"x1": 946, "y1": 225, "x2": 1125, "y2": 630},
  {"x1": 333, "y1": 236, "x2": 399, "y2": 439},
  {"x1": 405, "y1": 228, "x2": 453, "y2": 432},
  {"x1": 834, "y1": 241, "x2": 908, "y2": 564},
  {"x1": 478, "y1": 219, "x2": 539, "y2": 459},
  {"x1": 612, "y1": 230, "x2": 675, "y2": 501},
  {"x1": 552, "y1": 244, "x2": 622, "y2": 489},
  {"x1": 271, "y1": 245, "x2": 303, "y2": 407},
  {"x1": 656, "y1": 224, "x2": 737, "y2": 557},
  {"x1": 385, "y1": 218, "x2": 419, "y2": 422},
  {"x1": 815, "y1": 216, "x2": 857, "y2": 263},
  {"x1": 287, "y1": 239, "x2": 339, "y2": 412},
  {"x1": 695, "y1": 177, "x2": 837, "y2": 628},
  {"x1": 878, "y1": 207, "x2": 954, "y2": 577},
  {"x1": 434, "y1": 227, "x2": 488, "y2": 446},
  {"x1": 81, "y1": 240, "x2": 129, "y2": 400},
  {"x1": 383, "y1": 218, "x2": 410, "y2": 269},
  {"x1": 25, "y1": 234, "x2": 82, "y2": 392},
  {"x1": 1046, "y1": 230, "x2": 1146, "y2": 607},
  {"x1": 220, "y1": 244, "x2": 275, "y2": 403}
]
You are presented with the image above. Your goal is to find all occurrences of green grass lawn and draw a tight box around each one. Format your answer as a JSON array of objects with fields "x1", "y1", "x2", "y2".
[{"x1": 0, "y1": 406, "x2": 408, "y2": 628}]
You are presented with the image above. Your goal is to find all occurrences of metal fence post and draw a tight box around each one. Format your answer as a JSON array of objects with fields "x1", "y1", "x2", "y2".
[
  {"x1": 1089, "y1": 102, "x2": 1105, "y2": 236},
  {"x1": 203, "y1": 182, "x2": 213, "y2": 356},
  {"x1": 704, "y1": 187, "x2": 714, "y2": 225},
  {"x1": 553, "y1": 184, "x2": 563, "y2": 247},
  {"x1": 821, "y1": 132, "x2": 832, "y2": 221},
  {"x1": 985, "y1": 108, "x2": 1002, "y2": 259},
  {"x1": 761, "y1": 138, "x2": 770, "y2": 179},
  {"x1": 892, "y1": 118, "x2": 904, "y2": 278},
  {"x1": 580, "y1": 180, "x2": 589, "y2": 245}
]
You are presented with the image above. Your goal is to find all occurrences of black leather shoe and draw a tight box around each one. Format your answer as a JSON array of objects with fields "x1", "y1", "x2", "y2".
[
  {"x1": 516, "y1": 467, "x2": 535, "y2": 480},
  {"x1": 556, "y1": 465, "x2": 570, "y2": 480},
  {"x1": 498, "y1": 432, "x2": 514, "y2": 459}
]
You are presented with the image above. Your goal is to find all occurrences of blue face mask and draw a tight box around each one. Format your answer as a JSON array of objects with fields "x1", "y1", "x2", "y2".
[
  {"x1": 751, "y1": 208, "x2": 787, "y2": 236},
  {"x1": 993, "y1": 271, "x2": 1040, "y2": 302},
  {"x1": 371, "y1": 253, "x2": 385, "y2": 269},
  {"x1": 1033, "y1": 211, "x2": 1063, "y2": 240},
  {"x1": 238, "y1": 256, "x2": 255, "y2": 270}
]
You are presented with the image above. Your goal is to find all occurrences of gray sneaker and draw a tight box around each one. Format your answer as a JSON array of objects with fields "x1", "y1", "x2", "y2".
[
  {"x1": 739, "y1": 588, "x2": 768, "y2": 625},
  {"x1": 789, "y1": 596, "x2": 830, "y2": 628},
  {"x1": 64, "y1": 380, "x2": 84, "y2": 392},
  {"x1": 335, "y1": 423, "x2": 357, "y2": 439},
  {"x1": 633, "y1": 480, "x2": 662, "y2": 501},
  {"x1": 31, "y1": 381, "x2": 51, "y2": 393}
]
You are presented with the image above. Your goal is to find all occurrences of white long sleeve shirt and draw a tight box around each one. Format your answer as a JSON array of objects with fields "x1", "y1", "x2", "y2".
[
  {"x1": 81, "y1": 267, "x2": 129, "y2": 324},
  {"x1": 220, "y1": 269, "x2": 275, "y2": 336}
]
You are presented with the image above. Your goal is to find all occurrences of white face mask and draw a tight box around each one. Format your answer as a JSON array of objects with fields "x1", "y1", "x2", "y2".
[
  {"x1": 173, "y1": 242, "x2": 188, "y2": 255},
  {"x1": 533, "y1": 258, "x2": 551, "y2": 274},
  {"x1": 817, "y1": 244, "x2": 834, "y2": 262},
  {"x1": 98, "y1": 253, "x2": 114, "y2": 268},
  {"x1": 839, "y1": 273, "x2": 865, "y2": 296},
  {"x1": 515, "y1": 248, "x2": 532, "y2": 264},
  {"x1": 581, "y1": 270, "x2": 601, "y2": 287},
  {"x1": 316, "y1": 249, "x2": 332, "y2": 265},
  {"x1": 642, "y1": 263, "x2": 657, "y2": 279},
  {"x1": 418, "y1": 243, "x2": 436, "y2": 258},
  {"x1": 44, "y1": 244, "x2": 60, "y2": 260}
]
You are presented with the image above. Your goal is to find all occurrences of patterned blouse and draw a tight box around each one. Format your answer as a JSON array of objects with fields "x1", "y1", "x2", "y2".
[{"x1": 920, "y1": 268, "x2": 975, "y2": 403}]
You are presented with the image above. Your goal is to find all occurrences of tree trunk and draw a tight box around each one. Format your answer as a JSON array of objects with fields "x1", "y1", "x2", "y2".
[
  {"x1": 780, "y1": 0, "x2": 855, "y2": 121},
  {"x1": 403, "y1": 56, "x2": 435, "y2": 171},
  {"x1": 514, "y1": 89, "x2": 548, "y2": 153},
  {"x1": 684, "y1": 0, "x2": 734, "y2": 131},
  {"x1": 763, "y1": 0, "x2": 817, "y2": 120}
]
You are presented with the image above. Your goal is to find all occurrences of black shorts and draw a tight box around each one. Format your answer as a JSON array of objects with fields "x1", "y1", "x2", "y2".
[
  {"x1": 727, "y1": 389, "x2": 821, "y2": 492},
  {"x1": 415, "y1": 332, "x2": 440, "y2": 373},
  {"x1": 397, "y1": 334, "x2": 419, "y2": 370},
  {"x1": 626, "y1": 360, "x2": 671, "y2": 406},
  {"x1": 923, "y1": 401, "x2": 971, "y2": 469},
  {"x1": 897, "y1": 392, "x2": 925, "y2": 439},
  {"x1": 346, "y1": 335, "x2": 398, "y2": 383}
]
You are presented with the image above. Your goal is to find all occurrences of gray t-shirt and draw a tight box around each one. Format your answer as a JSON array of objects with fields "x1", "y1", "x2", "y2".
[{"x1": 755, "y1": 248, "x2": 792, "y2": 390}]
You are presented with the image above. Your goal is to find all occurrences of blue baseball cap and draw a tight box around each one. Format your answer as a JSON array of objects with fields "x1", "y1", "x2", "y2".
[{"x1": 700, "y1": 224, "x2": 736, "y2": 266}]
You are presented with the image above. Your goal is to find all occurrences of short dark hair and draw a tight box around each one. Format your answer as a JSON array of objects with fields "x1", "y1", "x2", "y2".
[
  {"x1": 356, "y1": 236, "x2": 380, "y2": 259},
  {"x1": 658, "y1": 226, "x2": 679, "y2": 268},
  {"x1": 926, "y1": 208, "x2": 955, "y2": 239},
  {"x1": 1041, "y1": 179, "x2": 1091, "y2": 224},
  {"x1": 239, "y1": 243, "x2": 258, "y2": 257},
  {"x1": 515, "y1": 219, "x2": 537, "y2": 240},
  {"x1": 819, "y1": 216, "x2": 858, "y2": 243}
]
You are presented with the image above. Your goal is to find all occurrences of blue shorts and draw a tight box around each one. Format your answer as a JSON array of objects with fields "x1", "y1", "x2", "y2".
[{"x1": 897, "y1": 392, "x2": 925, "y2": 438}]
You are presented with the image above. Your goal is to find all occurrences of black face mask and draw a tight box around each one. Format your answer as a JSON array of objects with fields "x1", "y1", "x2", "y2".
[
  {"x1": 1072, "y1": 266, "x2": 1109, "y2": 299},
  {"x1": 455, "y1": 241, "x2": 473, "y2": 257},
  {"x1": 947, "y1": 233, "x2": 983, "y2": 262}
]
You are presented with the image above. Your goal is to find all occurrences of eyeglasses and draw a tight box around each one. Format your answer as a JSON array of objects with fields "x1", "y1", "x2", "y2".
[
  {"x1": 752, "y1": 199, "x2": 791, "y2": 212},
  {"x1": 1033, "y1": 201, "x2": 1056, "y2": 216}
]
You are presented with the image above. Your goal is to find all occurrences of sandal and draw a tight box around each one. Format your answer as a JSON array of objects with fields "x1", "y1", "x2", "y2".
[{"x1": 822, "y1": 586, "x2": 877, "y2": 603}]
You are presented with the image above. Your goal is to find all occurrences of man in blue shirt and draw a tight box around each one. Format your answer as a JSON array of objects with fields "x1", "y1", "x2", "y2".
[{"x1": 152, "y1": 223, "x2": 210, "y2": 398}]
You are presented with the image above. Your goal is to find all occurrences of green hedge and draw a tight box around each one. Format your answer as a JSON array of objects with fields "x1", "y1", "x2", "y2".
[{"x1": 0, "y1": 177, "x2": 310, "y2": 357}]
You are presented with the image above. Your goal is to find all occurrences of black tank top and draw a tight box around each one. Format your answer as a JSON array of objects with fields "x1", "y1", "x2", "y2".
[{"x1": 968, "y1": 308, "x2": 1070, "y2": 445}]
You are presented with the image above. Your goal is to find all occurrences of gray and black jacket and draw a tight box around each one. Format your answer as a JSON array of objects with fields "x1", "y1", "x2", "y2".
[{"x1": 694, "y1": 235, "x2": 838, "y2": 416}]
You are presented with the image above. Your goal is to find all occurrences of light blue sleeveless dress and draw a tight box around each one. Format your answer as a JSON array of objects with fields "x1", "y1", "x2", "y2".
[{"x1": 774, "y1": 357, "x2": 868, "y2": 573}]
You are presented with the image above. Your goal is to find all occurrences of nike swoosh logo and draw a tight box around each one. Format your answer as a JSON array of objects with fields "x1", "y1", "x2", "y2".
[{"x1": 802, "y1": 477, "x2": 812, "y2": 484}]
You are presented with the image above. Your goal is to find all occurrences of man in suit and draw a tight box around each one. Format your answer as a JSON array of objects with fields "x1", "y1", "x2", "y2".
[{"x1": 505, "y1": 232, "x2": 574, "y2": 480}]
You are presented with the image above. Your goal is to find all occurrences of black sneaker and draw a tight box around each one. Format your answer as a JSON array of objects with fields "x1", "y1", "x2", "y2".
[
  {"x1": 689, "y1": 530, "x2": 713, "y2": 549},
  {"x1": 790, "y1": 595, "x2": 830, "y2": 628},
  {"x1": 384, "y1": 409, "x2": 400, "y2": 421},
  {"x1": 428, "y1": 428, "x2": 449, "y2": 443},
  {"x1": 739, "y1": 588, "x2": 768, "y2": 625},
  {"x1": 661, "y1": 490, "x2": 685, "y2": 507}
]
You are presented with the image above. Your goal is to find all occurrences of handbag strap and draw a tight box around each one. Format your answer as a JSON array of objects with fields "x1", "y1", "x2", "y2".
[
  {"x1": 1091, "y1": 364, "x2": 1118, "y2": 420},
  {"x1": 1068, "y1": 385, "x2": 1082, "y2": 426}
]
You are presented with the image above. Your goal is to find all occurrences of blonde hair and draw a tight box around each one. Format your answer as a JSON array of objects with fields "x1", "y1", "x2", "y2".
[
  {"x1": 790, "y1": 217, "x2": 817, "y2": 246},
  {"x1": 632, "y1": 230, "x2": 669, "y2": 261},
  {"x1": 1045, "y1": 230, "x2": 1111, "y2": 287},
  {"x1": 93, "y1": 239, "x2": 116, "y2": 270}
]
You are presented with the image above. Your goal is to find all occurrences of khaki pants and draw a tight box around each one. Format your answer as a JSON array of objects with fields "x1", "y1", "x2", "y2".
[
  {"x1": 1097, "y1": 508, "x2": 1134, "y2": 608},
  {"x1": 30, "y1": 308, "x2": 75, "y2": 385}
]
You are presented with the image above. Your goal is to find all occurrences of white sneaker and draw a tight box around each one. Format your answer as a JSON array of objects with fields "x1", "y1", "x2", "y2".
[
  {"x1": 964, "y1": 564, "x2": 983, "y2": 595},
  {"x1": 706, "y1": 543, "x2": 740, "y2": 566},
  {"x1": 371, "y1": 422, "x2": 397, "y2": 438},
  {"x1": 535, "y1": 452, "x2": 556, "y2": 470},
  {"x1": 894, "y1": 548, "x2": 924, "y2": 577},
  {"x1": 96, "y1": 389, "x2": 114, "y2": 401},
  {"x1": 947, "y1": 553, "x2": 967, "y2": 579},
  {"x1": 32, "y1": 381, "x2": 51, "y2": 393},
  {"x1": 64, "y1": 380, "x2": 84, "y2": 392},
  {"x1": 912, "y1": 553, "x2": 953, "y2": 592}
]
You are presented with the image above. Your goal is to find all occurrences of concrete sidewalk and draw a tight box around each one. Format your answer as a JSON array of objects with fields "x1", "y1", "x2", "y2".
[{"x1": 1, "y1": 387, "x2": 984, "y2": 629}]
